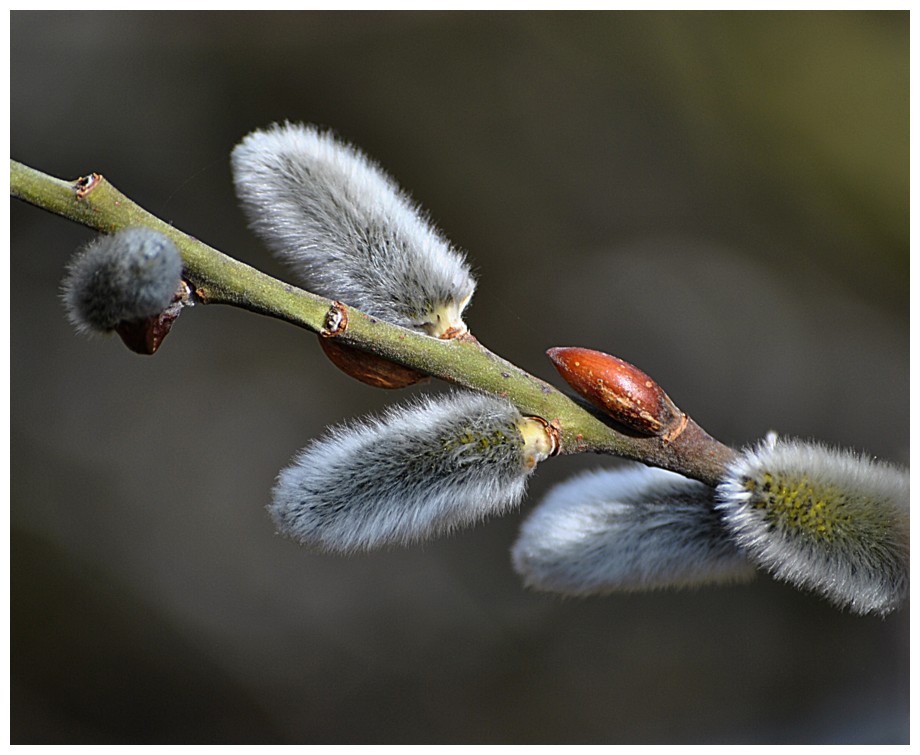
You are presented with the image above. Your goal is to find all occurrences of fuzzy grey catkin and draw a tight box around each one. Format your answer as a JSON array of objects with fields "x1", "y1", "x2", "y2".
[
  {"x1": 717, "y1": 434, "x2": 910, "y2": 616},
  {"x1": 512, "y1": 465, "x2": 755, "y2": 595},
  {"x1": 62, "y1": 227, "x2": 183, "y2": 335},
  {"x1": 270, "y1": 392, "x2": 553, "y2": 553},
  {"x1": 231, "y1": 122, "x2": 476, "y2": 336}
]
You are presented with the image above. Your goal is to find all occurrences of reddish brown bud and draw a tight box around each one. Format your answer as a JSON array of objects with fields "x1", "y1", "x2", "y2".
[
  {"x1": 115, "y1": 310, "x2": 178, "y2": 355},
  {"x1": 547, "y1": 346, "x2": 685, "y2": 440},
  {"x1": 113, "y1": 280, "x2": 191, "y2": 356},
  {"x1": 318, "y1": 338, "x2": 429, "y2": 389}
]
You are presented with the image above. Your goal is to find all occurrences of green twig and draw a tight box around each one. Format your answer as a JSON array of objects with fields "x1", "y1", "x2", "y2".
[{"x1": 10, "y1": 159, "x2": 737, "y2": 485}]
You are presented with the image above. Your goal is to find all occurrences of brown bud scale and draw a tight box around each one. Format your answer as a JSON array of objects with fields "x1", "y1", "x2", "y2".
[
  {"x1": 318, "y1": 338, "x2": 429, "y2": 389},
  {"x1": 547, "y1": 346, "x2": 683, "y2": 438},
  {"x1": 114, "y1": 280, "x2": 191, "y2": 356}
]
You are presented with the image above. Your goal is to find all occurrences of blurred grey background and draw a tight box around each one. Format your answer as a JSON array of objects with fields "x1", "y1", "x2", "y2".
[{"x1": 11, "y1": 11, "x2": 908, "y2": 744}]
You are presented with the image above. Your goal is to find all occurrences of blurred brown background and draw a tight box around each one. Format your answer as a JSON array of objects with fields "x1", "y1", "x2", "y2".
[{"x1": 11, "y1": 11, "x2": 908, "y2": 744}]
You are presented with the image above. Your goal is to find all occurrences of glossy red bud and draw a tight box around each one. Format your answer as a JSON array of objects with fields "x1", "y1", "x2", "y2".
[{"x1": 547, "y1": 346, "x2": 685, "y2": 439}]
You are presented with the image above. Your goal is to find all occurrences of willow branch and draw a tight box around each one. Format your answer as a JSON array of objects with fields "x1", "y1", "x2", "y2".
[{"x1": 11, "y1": 159, "x2": 737, "y2": 485}]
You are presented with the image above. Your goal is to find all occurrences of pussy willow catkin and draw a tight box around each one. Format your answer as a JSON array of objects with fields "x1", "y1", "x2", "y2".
[
  {"x1": 717, "y1": 435, "x2": 909, "y2": 616},
  {"x1": 512, "y1": 464, "x2": 755, "y2": 595},
  {"x1": 61, "y1": 227, "x2": 183, "y2": 335},
  {"x1": 271, "y1": 392, "x2": 554, "y2": 553},
  {"x1": 232, "y1": 122, "x2": 476, "y2": 337}
]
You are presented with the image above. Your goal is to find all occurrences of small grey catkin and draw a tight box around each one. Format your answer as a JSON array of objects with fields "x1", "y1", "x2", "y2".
[{"x1": 62, "y1": 227, "x2": 183, "y2": 335}]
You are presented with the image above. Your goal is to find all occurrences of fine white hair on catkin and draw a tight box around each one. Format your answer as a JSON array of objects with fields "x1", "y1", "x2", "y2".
[
  {"x1": 231, "y1": 122, "x2": 476, "y2": 333},
  {"x1": 270, "y1": 392, "x2": 551, "y2": 553},
  {"x1": 511, "y1": 465, "x2": 755, "y2": 596},
  {"x1": 61, "y1": 227, "x2": 183, "y2": 335},
  {"x1": 716, "y1": 434, "x2": 909, "y2": 616}
]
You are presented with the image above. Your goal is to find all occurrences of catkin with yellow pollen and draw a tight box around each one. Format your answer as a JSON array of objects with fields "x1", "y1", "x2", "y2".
[{"x1": 716, "y1": 434, "x2": 909, "y2": 616}]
